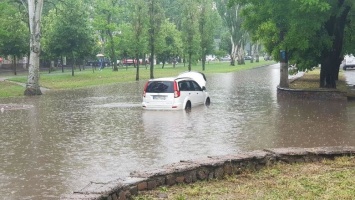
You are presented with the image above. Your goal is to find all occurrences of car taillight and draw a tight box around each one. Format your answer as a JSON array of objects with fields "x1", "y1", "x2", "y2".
[
  {"x1": 143, "y1": 82, "x2": 149, "y2": 97},
  {"x1": 173, "y1": 81, "x2": 180, "y2": 98}
]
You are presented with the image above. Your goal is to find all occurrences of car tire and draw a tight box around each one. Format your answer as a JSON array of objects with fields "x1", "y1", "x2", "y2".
[
  {"x1": 185, "y1": 101, "x2": 191, "y2": 111},
  {"x1": 205, "y1": 97, "x2": 211, "y2": 107},
  {"x1": 343, "y1": 66, "x2": 347, "y2": 70}
]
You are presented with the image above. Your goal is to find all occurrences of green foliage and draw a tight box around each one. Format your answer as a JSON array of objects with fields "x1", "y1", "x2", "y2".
[
  {"x1": 0, "y1": 2, "x2": 29, "y2": 58},
  {"x1": 92, "y1": 0, "x2": 123, "y2": 70},
  {"x1": 199, "y1": 0, "x2": 220, "y2": 70},
  {"x1": 343, "y1": 7, "x2": 355, "y2": 55},
  {"x1": 235, "y1": 0, "x2": 353, "y2": 68},
  {"x1": 216, "y1": 0, "x2": 248, "y2": 65},
  {"x1": 155, "y1": 19, "x2": 183, "y2": 64},
  {"x1": 127, "y1": 0, "x2": 149, "y2": 58},
  {"x1": 41, "y1": 0, "x2": 96, "y2": 62},
  {"x1": 180, "y1": 0, "x2": 201, "y2": 69},
  {"x1": 231, "y1": 0, "x2": 355, "y2": 88}
]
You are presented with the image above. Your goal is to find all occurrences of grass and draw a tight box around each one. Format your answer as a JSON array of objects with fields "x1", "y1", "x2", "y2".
[
  {"x1": 133, "y1": 156, "x2": 355, "y2": 200},
  {"x1": 289, "y1": 67, "x2": 349, "y2": 92},
  {"x1": 0, "y1": 60, "x2": 275, "y2": 97},
  {"x1": 0, "y1": 81, "x2": 25, "y2": 97}
]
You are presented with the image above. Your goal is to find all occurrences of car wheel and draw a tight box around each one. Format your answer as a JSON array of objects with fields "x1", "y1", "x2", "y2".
[
  {"x1": 343, "y1": 65, "x2": 347, "y2": 70},
  {"x1": 185, "y1": 101, "x2": 191, "y2": 111},
  {"x1": 205, "y1": 97, "x2": 211, "y2": 107}
]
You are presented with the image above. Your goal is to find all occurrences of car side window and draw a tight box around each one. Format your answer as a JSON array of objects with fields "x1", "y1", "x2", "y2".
[
  {"x1": 179, "y1": 81, "x2": 189, "y2": 91},
  {"x1": 190, "y1": 81, "x2": 202, "y2": 91},
  {"x1": 186, "y1": 81, "x2": 194, "y2": 91}
]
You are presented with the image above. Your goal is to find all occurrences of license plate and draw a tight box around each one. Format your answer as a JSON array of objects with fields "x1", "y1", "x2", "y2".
[{"x1": 153, "y1": 95, "x2": 166, "y2": 100}]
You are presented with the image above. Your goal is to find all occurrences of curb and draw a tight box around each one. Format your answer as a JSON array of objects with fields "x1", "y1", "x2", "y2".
[{"x1": 60, "y1": 146, "x2": 355, "y2": 200}]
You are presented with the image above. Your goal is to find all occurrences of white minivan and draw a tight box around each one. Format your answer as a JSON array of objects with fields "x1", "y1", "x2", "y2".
[
  {"x1": 343, "y1": 54, "x2": 355, "y2": 70},
  {"x1": 142, "y1": 72, "x2": 210, "y2": 110}
]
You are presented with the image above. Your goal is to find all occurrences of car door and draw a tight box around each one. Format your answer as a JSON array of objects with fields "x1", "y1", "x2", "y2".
[{"x1": 189, "y1": 80, "x2": 204, "y2": 105}]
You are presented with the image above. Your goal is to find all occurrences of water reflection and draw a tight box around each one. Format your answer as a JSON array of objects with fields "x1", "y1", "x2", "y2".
[{"x1": 1, "y1": 64, "x2": 355, "y2": 199}]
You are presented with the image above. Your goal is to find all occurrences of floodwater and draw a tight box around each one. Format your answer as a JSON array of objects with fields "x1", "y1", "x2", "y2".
[{"x1": 1, "y1": 64, "x2": 355, "y2": 199}]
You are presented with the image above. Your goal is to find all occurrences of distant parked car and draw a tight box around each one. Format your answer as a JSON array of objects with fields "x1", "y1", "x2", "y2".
[
  {"x1": 122, "y1": 58, "x2": 149, "y2": 66},
  {"x1": 220, "y1": 55, "x2": 231, "y2": 62},
  {"x1": 343, "y1": 55, "x2": 355, "y2": 70},
  {"x1": 264, "y1": 55, "x2": 272, "y2": 61},
  {"x1": 87, "y1": 59, "x2": 110, "y2": 67},
  {"x1": 206, "y1": 55, "x2": 217, "y2": 62},
  {"x1": 244, "y1": 56, "x2": 252, "y2": 60},
  {"x1": 142, "y1": 71, "x2": 210, "y2": 111}
]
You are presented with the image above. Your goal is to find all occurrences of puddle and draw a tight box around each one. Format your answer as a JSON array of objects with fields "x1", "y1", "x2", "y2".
[{"x1": 0, "y1": 104, "x2": 34, "y2": 112}]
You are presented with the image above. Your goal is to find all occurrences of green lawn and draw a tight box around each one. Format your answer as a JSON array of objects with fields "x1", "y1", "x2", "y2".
[
  {"x1": 0, "y1": 60, "x2": 275, "y2": 98},
  {"x1": 134, "y1": 156, "x2": 355, "y2": 200},
  {"x1": 0, "y1": 81, "x2": 25, "y2": 98},
  {"x1": 289, "y1": 67, "x2": 349, "y2": 92}
]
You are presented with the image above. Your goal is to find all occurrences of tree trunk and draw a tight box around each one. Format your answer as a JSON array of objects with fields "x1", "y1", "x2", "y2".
[
  {"x1": 25, "y1": 0, "x2": 43, "y2": 96},
  {"x1": 149, "y1": 0, "x2": 155, "y2": 79},
  {"x1": 150, "y1": 45, "x2": 155, "y2": 78},
  {"x1": 108, "y1": 29, "x2": 118, "y2": 72},
  {"x1": 319, "y1": 2, "x2": 350, "y2": 88},
  {"x1": 320, "y1": 57, "x2": 337, "y2": 88},
  {"x1": 135, "y1": 54, "x2": 140, "y2": 81},
  {"x1": 279, "y1": 62, "x2": 289, "y2": 88},
  {"x1": 202, "y1": 57, "x2": 206, "y2": 71},
  {"x1": 250, "y1": 43, "x2": 253, "y2": 63},
  {"x1": 71, "y1": 52, "x2": 76, "y2": 76},
  {"x1": 13, "y1": 56, "x2": 17, "y2": 75},
  {"x1": 188, "y1": 53, "x2": 192, "y2": 71},
  {"x1": 279, "y1": 50, "x2": 289, "y2": 88},
  {"x1": 201, "y1": 49, "x2": 206, "y2": 71}
]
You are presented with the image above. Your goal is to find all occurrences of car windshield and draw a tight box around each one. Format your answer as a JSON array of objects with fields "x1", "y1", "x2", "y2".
[{"x1": 146, "y1": 81, "x2": 174, "y2": 93}]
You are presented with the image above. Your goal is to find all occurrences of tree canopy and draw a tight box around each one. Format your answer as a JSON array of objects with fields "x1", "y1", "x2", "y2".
[
  {"x1": 0, "y1": 2, "x2": 28, "y2": 61},
  {"x1": 229, "y1": 0, "x2": 355, "y2": 88}
]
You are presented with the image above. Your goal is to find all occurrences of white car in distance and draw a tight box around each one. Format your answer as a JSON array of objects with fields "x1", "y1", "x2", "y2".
[
  {"x1": 343, "y1": 54, "x2": 355, "y2": 70},
  {"x1": 142, "y1": 72, "x2": 210, "y2": 110}
]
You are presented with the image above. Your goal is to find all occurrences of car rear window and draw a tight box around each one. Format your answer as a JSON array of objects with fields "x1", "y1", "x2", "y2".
[{"x1": 146, "y1": 81, "x2": 174, "y2": 93}]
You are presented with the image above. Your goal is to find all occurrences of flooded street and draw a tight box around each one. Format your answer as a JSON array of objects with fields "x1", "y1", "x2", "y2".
[{"x1": 1, "y1": 64, "x2": 355, "y2": 199}]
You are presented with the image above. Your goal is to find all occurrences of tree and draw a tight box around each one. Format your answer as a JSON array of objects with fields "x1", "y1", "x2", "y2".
[
  {"x1": 216, "y1": 0, "x2": 247, "y2": 66},
  {"x1": 155, "y1": 19, "x2": 183, "y2": 68},
  {"x1": 319, "y1": 1, "x2": 353, "y2": 88},
  {"x1": 92, "y1": 0, "x2": 122, "y2": 71},
  {"x1": 129, "y1": 0, "x2": 149, "y2": 80},
  {"x1": 147, "y1": 0, "x2": 164, "y2": 78},
  {"x1": 0, "y1": 1, "x2": 29, "y2": 75},
  {"x1": 230, "y1": 0, "x2": 354, "y2": 89},
  {"x1": 42, "y1": 0, "x2": 95, "y2": 76},
  {"x1": 198, "y1": 0, "x2": 219, "y2": 71},
  {"x1": 181, "y1": 0, "x2": 200, "y2": 71},
  {"x1": 162, "y1": 0, "x2": 183, "y2": 28},
  {"x1": 22, "y1": 0, "x2": 43, "y2": 95}
]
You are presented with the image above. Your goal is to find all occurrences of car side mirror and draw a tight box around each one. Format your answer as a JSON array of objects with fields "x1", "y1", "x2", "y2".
[{"x1": 202, "y1": 86, "x2": 206, "y2": 91}]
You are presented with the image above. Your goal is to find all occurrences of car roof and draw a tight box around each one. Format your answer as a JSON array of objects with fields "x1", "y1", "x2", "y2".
[
  {"x1": 177, "y1": 71, "x2": 206, "y2": 87},
  {"x1": 148, "y1": 77, "x2": 193, "y2": 82}
]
